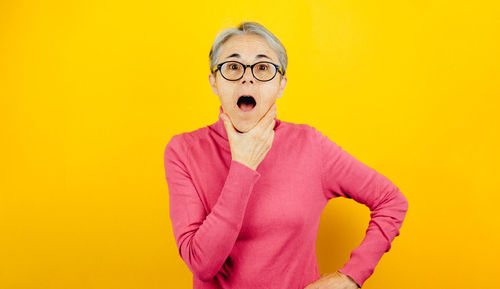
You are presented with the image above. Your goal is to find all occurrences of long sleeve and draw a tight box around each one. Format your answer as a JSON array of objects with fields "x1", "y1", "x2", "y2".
[
  {"x1": 163, "y1": 134, "x2": 261, "y2": 282},
  {"x1": 315, "y1": 128, "x2": 409, "y2": 288}
]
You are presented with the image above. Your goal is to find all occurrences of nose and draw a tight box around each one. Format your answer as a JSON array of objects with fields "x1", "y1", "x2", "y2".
[{"x1": 240, "y1": 66, "x2": 254, "y2": 84}]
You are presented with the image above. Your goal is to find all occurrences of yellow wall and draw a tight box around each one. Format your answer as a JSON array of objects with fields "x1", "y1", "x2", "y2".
[{"x1": 1, "y1": 0, "x2": 498, "y2": 288}]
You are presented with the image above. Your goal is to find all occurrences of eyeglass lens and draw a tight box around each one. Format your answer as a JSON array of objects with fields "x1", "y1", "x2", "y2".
[{"x1": 221, "y1": 62, "x2": 277, "y2": 81}]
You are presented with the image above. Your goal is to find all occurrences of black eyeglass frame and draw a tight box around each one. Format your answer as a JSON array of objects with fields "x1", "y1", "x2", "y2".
[{"x1": 212, "y1": 60, "x2": 285, "y2": 82}]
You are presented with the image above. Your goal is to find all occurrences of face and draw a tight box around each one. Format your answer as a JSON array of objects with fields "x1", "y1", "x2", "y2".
[{"x1": 209, "y1": 33, "x2": 287, "y2": 133}]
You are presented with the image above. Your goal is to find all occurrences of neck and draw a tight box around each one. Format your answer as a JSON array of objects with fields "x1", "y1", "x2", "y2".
[{"x1": 210, "y1": 105, "x2": 282, "y2": 141}]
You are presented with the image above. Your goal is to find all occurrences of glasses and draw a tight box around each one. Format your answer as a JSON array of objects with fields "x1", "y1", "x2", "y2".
[{"x1": 212, "y1": 60, "x2": 285, "y2": 82}]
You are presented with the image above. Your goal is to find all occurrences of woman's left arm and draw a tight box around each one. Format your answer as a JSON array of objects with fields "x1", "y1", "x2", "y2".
[{"x1": 311, "y1": 126, "x2": 409, "y2": 288}]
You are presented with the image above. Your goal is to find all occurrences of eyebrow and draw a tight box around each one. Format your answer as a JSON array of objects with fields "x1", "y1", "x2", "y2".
[{"x1": 224, "y1": 53, "x2": 272, "y2": 61}]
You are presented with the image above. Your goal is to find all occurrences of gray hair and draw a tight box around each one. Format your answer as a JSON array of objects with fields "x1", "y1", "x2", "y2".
[{"x1": 209, "y1": 21, "x2": 287, "y2": 77}]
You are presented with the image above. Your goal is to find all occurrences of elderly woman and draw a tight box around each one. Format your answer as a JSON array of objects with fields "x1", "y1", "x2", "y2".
[{"x1": 164, "y1": 21, "x2": 408, "y2": 289}]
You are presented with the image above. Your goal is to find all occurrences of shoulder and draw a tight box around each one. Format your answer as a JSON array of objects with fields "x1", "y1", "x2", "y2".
[
  {"x1": 280, "y1": 120, "x2": 343, "y2": 153},
  {"x1": 164, "y1": 126, "x2": 210, "y2": 158},
  {"x1": 278, "y1": 120, "x2": 325, "y2": 139},
  {"x1": 164, "y1": 133, "x2": 185, "y2": 164}
]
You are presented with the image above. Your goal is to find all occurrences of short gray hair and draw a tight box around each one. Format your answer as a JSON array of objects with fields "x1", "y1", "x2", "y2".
[{"x1": 209, "y1": 21, "x2": 287, "y2": 76}]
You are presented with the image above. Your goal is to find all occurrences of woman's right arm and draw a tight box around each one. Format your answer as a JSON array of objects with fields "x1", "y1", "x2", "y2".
[{"x1": 163, "y1": 134, "x2": 261, "y2": 282}]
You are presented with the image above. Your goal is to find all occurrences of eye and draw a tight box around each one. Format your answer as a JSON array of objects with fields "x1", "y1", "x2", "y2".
[
  {"x1": 229, "y1": 63, "x2": 240, "y2": 70},
  {"x1": 258, "y1": 64, "x2": 268, "y2": 70}
]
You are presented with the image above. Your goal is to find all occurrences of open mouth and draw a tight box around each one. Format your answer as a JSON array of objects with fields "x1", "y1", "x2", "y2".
[{"x1": 237, "y1": 95, "x2": 257, "y2": 112}]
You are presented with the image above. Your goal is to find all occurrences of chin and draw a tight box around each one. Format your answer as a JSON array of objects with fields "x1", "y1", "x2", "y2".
[
  {"x1": 234, "y1": 125, "x2": 248, "y2": 134},
  {"x1": 233, "y1": 121, "x2": 254, "y2": 133}
]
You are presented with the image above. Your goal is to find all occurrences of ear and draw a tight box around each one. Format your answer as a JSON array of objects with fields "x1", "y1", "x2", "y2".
[
  {"x1": 208, "y1": 73, "x2": 219, "y2": 96},
  {"x1": 276, "y1": 75, "x2": 287, "y2": 99}
]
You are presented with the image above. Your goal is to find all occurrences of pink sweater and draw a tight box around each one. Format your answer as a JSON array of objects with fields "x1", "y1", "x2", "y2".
[{"x1": 163, "y1": 105, "x2": 408, "y2": 289}]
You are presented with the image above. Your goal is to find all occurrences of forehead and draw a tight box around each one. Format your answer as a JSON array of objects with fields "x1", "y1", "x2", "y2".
[{"x1": 219, "y1": 34, "x2": 279, "y2": 63}]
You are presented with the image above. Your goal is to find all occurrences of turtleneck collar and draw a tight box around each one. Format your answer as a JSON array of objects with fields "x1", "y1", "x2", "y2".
[{"x1": 209, "y1": 105, "x2": 282, "y2": 141}]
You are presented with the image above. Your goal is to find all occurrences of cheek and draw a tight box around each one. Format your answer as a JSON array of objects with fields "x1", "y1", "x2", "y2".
[
  {"x1": 258, "y1": 82, "x2": 280, "y2": 97},
  {"x1": 216, "y1": 81, "x2": 235, "y2": 99}
]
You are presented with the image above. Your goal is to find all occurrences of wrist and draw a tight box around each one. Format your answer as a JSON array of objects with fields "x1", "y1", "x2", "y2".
[
  {"x1": 337, "y1": 271, "x2": 360, "y2": 288},
  {"x1": 232, "y1": 159, "x2": 256, "y2": 171}
]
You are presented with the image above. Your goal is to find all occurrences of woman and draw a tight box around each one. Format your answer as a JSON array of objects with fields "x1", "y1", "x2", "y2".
[{"x1": 164, "y1": 21, "x2": 408, "y2": 289}]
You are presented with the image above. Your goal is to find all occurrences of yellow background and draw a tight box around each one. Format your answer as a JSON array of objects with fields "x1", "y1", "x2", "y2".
[{"x1": 1, "y1": 0, "x2": 499, "y2": 288}]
